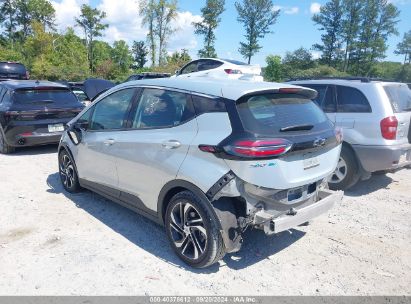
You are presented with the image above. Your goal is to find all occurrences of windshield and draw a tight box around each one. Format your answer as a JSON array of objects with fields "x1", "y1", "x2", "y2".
[
  {"x1": 236, "y1": 93, "x2": 329, "y2": 136},
  {"x1": 13, "y1": 88, "x2": 80, "y2": 105},
  {"x1": 384, "y1": 84, "x2": 411, "y2": 112}
]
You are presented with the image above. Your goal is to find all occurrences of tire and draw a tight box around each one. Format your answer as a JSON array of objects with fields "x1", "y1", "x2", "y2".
[
  {"x1": 328, "y1": 145, "x2": 360, "y2": 190},
  {"x1": 58, "y1": 149, "x2": 81, "y2": 193},
  {"x1": 0, "y1": 127, "x2": 15, "y2": 154},
  {"x1": 165, "y1": 190, "x2": 226, "y2": 268}
]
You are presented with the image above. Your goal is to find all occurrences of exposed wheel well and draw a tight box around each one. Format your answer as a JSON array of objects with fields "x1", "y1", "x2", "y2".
[
  {"x1": 341, "y1": 141, "x2": 361, "y2": 172},
  {"x1": 160, "y1": 186, "x2": 186, "y2": 222}
]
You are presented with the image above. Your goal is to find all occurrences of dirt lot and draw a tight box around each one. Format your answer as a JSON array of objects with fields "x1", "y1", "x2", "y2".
[{"x1": 0, "y1": 145, "x2": 410, "y2": 295}]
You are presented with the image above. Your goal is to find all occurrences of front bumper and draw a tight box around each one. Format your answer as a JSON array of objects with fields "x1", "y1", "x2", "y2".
[
  {"x1": 256, "y1": 189, "x2": 343, "y2": 235},
  {"x1": 353, "y1": 143, "x2": 411, "y2": 173}
]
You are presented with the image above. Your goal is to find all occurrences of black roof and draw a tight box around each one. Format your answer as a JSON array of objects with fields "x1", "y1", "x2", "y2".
[{"x1": 0, "y1": 80, "x2": 69, "y2": 90}]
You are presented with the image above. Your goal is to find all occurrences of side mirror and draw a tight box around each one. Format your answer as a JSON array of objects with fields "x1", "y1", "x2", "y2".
[
  {"x1": 175, "y1": 69, "x2": 180, "y2": 76},
  {"x1": 67, "y1": 121, "x2": 88, "y2": 145}
]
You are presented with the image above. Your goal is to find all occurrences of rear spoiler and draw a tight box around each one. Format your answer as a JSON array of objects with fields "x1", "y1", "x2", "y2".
[{"x1": 239, "y1": 87, "x2": 318, "y2": 101}]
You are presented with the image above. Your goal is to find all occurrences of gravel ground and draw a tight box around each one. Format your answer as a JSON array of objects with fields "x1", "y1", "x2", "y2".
[{"x1": 0, "y1": 145, "x2": 410, "y2": 295}]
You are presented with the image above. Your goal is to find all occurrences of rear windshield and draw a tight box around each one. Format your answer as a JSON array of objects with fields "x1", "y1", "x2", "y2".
[
  {"x1": 236, "y1": 93, "x2": 329, "y2": 136},
  {"x1": 384, "y1": 84, "x2": 411, "y2": 112},
  {"x1": 222, "y1": 59, "x2": 248, "y2": 66},
  {"x1": 0, "y1": 62, "x2": 26, "y2": 74},
  {"x1": 13, "y1": 88, "x2": 80, "y2": 105}
]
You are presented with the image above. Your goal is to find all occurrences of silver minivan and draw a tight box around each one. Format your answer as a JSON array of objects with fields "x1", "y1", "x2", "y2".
[{"x1": 291, "y1": 78, "x2": 411, "y2": 190}]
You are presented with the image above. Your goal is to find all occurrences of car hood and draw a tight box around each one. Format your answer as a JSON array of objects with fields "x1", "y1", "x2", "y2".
[{"x1": 83, "y1": 78, "x2": 115, "y2": 100}]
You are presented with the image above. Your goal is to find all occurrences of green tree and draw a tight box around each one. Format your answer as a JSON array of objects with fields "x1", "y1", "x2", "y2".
[
  {"x1": 132, "y1": 40, "x2": 149, "y2": 69},
  {"x1": 283, "y1": 47, "x2": 316, "y2": 70},
  {"x1": 353, "y1": 0, "x2": 400, "y2": 75},
  {"x1": 0, "y1": 0, "x2": 18, "y2": 45},
  {"x1": 140, "y1": 0, "x2": 157, "y2": 67},
  {"x1": 15, "y1": 0, "x2": 56, "y2": 40},
  {"x1": 75, "y1": 4, "x2": 109, "y2": 73},
  {"x1": 111, "y1": 40, "x2": 132, "y2": 74},
  {"x1": 92, "y1": 41, "x2": 112, "y2": 65},
  {"x1": 193, "y1": 0, "x2": 225, "y2": 58},
  {"x1": 264, "y1": 55, "x2": 282, "y2": 82},
  {"x1": 341, "y1": 0, "x2": 363, "y2": 72},
  {"x1": 235, "y1": 0, "x2": 279, "y2": 64},
  {"x1": 154, "y1": 0, "x2": 178, "y2": 65},
  {"x1": 395, "y1": 30, "x2": 411, "y2": 64},
  {"x1": 53, "y1": 28, "x2": 89, "y2": 80},
  {"x1": 312, "y1": 0, "x2": 344, "y2": 67}
]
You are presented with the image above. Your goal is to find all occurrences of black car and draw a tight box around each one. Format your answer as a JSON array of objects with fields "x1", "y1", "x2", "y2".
[
  {"x1": 0, "y1": 62, "x2": 29, "y2": 81},
  {"x1": 125, "y1": 72, "x2": 170, "y2": 82},
  {"x1": 0, "y1": 80, "x2": 84, "y2": 153}
]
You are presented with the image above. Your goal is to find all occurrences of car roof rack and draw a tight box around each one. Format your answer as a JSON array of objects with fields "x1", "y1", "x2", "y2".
[{"x1": 288, "y1": 76, "x2": 398, "y2": 83}]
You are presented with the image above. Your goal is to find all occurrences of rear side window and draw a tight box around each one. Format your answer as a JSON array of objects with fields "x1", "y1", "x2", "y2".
[
  {"x1": 384, "y1": 84, "x2": 411, "y2": 113},
  {"x1": 336, "y1": 86, "x2": 371, "y2": 113},
  {"x1": 12, "y1": 88, "x2": 80, "y2": 106},
  {"x1": 132, "y1": 89, "x2": 195, "y2": 129},
  {"x1": 236, "y1": 93, "x2": 329, "y2": 136},
  {"x1": 197, "y1": 60, "x2": 223, "y2": 71},
  {"x1": 180, "y1": 61, "x2": 198, "y2": 74},
  {"x1": 191, "y1": 95, "x2": 226, "y2": 114}
]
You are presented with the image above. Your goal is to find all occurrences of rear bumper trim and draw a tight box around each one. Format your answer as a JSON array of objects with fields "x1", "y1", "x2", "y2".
[
  {"x1": 262, "y1": 189, "x2": 343, "y2": 235},
  {"x1": 352, "y1": 143, "x2": 411, "y2": 172}
]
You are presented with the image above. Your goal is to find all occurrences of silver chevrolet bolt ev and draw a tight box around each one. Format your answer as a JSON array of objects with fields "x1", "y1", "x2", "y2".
[{"x1": 58, "y1": 78, "x2": 343, "y2": 268}]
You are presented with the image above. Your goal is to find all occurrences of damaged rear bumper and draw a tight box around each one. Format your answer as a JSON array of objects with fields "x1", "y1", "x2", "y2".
[{"x1": 254, "y1": 189, "x2": 343, "y2": 235}]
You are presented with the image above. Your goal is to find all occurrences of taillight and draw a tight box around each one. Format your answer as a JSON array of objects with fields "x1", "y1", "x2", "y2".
[
  {"x1": 224, "y1": 69, "x2": 242, "y2": 75},
  {"x1": 225, "y1": 139, "x2": 293, "y2": 158},
  {"x1": 380, "y1": 116, "x2": 398, "y2": 140},
  {"x1": 334, "y1": 127, "x2": 343, "y2": 144}
]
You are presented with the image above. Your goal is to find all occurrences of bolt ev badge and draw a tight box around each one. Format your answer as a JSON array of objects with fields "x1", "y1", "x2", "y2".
[{"x1": 313, "y1": 137, "x2": 326, "y2": 147}]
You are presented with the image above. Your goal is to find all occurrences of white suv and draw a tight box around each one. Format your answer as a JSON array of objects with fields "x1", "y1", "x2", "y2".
[
  {"x1": 290, "y1": 78, "x2": 411, "y2": 190},
  {"x1": 58, "y1": 78, "x2": 343, "y2": 268}
]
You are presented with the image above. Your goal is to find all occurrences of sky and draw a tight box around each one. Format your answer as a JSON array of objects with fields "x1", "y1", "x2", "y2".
[{"x1": 50, "y1": 0, "x2": 411, "y2": 66}]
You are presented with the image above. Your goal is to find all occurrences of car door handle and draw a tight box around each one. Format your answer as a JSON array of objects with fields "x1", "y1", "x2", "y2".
[
  {"x1": 162, "y1": 140, "x2": 181, "y2": 149},
  {"x1": 103, "y1": 139, "x2": 116, "y2": 146}
]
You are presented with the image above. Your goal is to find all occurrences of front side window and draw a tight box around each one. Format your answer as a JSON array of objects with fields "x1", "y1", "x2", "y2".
[
  {"x1": 89, "y1": 88, "x2": 136, "y2": 130},
  {"x1": 336, "y1": 86, "x2": 371, "y2": 113},
  {"x1": 132, "y1": 89, "x2": 195, "y2": 129},
  {"x1": 303, "y1": 84, "x2": 336, "y2": 112}
]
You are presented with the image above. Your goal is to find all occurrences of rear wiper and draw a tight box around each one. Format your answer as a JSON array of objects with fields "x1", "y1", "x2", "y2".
[{"x1": 280, "y1": 124, "x2": 314, "y2": 132}]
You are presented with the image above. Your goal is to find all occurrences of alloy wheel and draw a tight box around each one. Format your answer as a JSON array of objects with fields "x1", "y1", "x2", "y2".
[
  {"x1": 168, "y1": 201, "x2": 208, "y2": 260},
  {"x1": 59, "y1": 154, "x2": 75, "y2": 189},
  {"x1": 329, "y1": 157, "x2": 348, "y2": 183}
]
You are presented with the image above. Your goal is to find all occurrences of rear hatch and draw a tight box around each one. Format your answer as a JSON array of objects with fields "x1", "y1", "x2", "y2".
[
  {"x1": 7, "y1": 87, "x2": 83, "y2": 129},
  {"x1": 382, "y1": 83, "x2": 411, "y2": 144},
  {"x1": 221, "y1": 89, "x2": 341, "y2": 189}
]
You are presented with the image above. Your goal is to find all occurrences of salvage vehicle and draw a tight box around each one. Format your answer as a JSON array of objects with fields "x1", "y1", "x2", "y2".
[
  {"x1": 0, "y1": 80, "x2": 84, "y2": 153},
  {"x1": 290, "y1": 78, "x2": 411, "y2": 190},
  {"x1": 58, "y1": 78, "x2": 343, "y2": 268}
]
